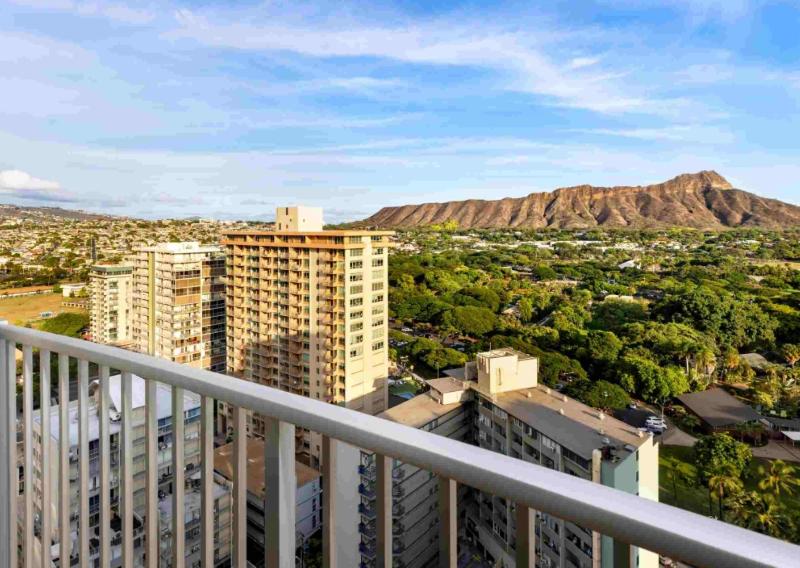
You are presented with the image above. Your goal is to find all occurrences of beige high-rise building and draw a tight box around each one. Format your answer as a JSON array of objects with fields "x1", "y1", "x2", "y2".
[
  {"x1": 89, "y1": 264, "x2": 134, "y2": 345},
  {"x1": 223, "y1": 206, "x2": 392, "y2": 463},
  {"x1": 131, "y1": 242, "x2": 226, "y2": 372}
]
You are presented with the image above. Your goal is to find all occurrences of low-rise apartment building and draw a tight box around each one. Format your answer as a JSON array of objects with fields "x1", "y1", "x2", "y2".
[
  {"x1": 359, "y1": 349, "x2": 659, "y2": 568},
  {"x1": 214, "y1": 437, "x2": 323, "y2": 564}
]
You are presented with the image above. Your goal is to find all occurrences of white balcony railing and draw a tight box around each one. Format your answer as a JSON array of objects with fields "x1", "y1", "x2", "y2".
[{"x1": 1, "y1": 323, "x2": 799, "y2": 568}]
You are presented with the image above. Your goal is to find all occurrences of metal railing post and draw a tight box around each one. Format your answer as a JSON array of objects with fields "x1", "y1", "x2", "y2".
[
  {"x1": 265, "y1": 417, "x2": 296, "y2": 568},
  {"x1": 0, "y1": 335, "x2": 17, "y2": 568},
  {"x1": 322, "y1": 435, "x2": 336, "y2": 568},
  {"x1": 77, "y1": 359, "x2": 89, "y2": 568},
  {"x1": 39, "y1": 349, "x2": 51, "y2": 568},
  {"x1": 145, "y1": 378, "x2": 159, "y2": 568},
  {"x1": 200, "y1": 396, "x2": 215, "y2": 567},
  {"x1": 438, "y1": 477, "x2": 457, "y2": 568},
  {"x1": 172, "y1": 386, "x2": 186, "y2": 568},
  {"x1": 376, "y1": 454, "x2": 392, "y2": 567},
  {"x1": 515, "y1": 504, "x2": 535, "y2": 568}
]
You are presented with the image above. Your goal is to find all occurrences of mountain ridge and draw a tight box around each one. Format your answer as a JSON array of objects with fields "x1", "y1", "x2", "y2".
[{"x1": 362, "y1": 171, "x2": 800, "y2": 229}]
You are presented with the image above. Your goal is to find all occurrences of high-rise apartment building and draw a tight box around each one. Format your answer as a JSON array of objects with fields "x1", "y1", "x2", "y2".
[
  {"x1": 223, "y1": 206, "x2": 393, "y2": 463},
  {"x1": 89, "y1": 264, "x2": 133, "y2": 345},
  {"x1": 131, "y1": 242, "x2": 226, "y2": 372},
  {"x1": 33, "y1": 375, "x2": 232, "y2": 568},
  {"x1": 358, "y1": 349, "x2": 659, "y2": 568}
]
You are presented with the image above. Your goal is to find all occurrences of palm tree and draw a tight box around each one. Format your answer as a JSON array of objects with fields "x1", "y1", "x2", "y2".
[
  {"x1": 758, "y1": 459, "x2": 800, "y2": 497},
  {"x1": 708, "y1": 465, "x2": 743, "y2": 521}
]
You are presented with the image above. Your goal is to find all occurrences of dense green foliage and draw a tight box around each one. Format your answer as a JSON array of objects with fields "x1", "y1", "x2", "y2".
[
  {"x1": 36, "y1": 312, "x2": 90, "y2": 338},
  {"x1": 388, "y1": 228, "x2": 800, "y2": 417},
  {"x1": 693, "y1": 433, "x2": 753, "y2": 483}
]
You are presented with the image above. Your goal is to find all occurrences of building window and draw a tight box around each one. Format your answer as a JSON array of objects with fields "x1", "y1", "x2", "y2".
[{"x1": 372, "y1": 341, "x2": 384, "y2": 351}]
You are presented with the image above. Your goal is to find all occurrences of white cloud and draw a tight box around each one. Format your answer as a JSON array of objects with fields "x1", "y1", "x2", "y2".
[
  {"x1": 0, "y1": 169, "x2": 61, "y2": 191},
  {"x1": 569, "y1": 57, "x2": 600, "y2": 69},
  {"x1": 0, "y1": 168, "x2": 77, "y2": 202}
]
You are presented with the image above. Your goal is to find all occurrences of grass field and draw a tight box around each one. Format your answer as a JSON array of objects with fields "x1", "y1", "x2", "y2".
[
  {"x1": 0, "y1": 292, "x2": 86, "y2": 325},
  {"x1": 660, "y1": 446, "x2": 800, "y2": 521}
]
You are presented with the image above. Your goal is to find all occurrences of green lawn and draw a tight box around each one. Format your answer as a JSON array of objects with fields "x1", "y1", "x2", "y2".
[{"x1": 660, "y1": 446, "x2": 800, "y2": 521}]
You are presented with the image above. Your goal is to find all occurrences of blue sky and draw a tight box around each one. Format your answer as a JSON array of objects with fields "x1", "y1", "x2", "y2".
[{"x1": 0, "y1": 0, "x2": 798, "y2": 221}]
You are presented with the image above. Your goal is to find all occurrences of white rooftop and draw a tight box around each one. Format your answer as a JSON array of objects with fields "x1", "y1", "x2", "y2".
[{"x1": 34, "y1": 374, "x2": 201, "y2": 446}]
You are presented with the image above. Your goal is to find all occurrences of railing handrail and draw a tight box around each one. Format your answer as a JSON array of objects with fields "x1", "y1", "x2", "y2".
[{"x1": 1, "y1": 324, "x2": 798, "y2": 568}]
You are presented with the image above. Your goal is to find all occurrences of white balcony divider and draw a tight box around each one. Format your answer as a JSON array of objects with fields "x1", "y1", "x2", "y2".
[
  {"x1": 172, "y1": 386, "x2": 186, "y2": 568},
  {"x1": 145, "y1": 378, "x2": 159, "y2": 568},
  {"x1": 57, "y1": 353, "x2": 69, "y2": 568},
  {"x1": 1, "y1": 324, "x2": 799, "y2": 568},
  {"x1": 39, "y1": 350, "x2": 51, "y2": 568},
  {"x1": 77, "y1": 359, "x2": 89, "y2": 568},
  {"x1": 99, "y1": 365, "x2": 111, "y2": 568}
]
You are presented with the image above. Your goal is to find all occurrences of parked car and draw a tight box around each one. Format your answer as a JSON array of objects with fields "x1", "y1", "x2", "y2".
[{"x1": 628, "y1": 402, "x2": 638, "y2": 409}]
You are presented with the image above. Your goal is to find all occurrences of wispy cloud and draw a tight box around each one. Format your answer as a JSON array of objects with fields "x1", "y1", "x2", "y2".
[
  {"x1": 9, "y1": 0, "x2": 155, "y2": 24},
  {"x1": 168, "y1": 8, "x2": 682, "y2": 116}
]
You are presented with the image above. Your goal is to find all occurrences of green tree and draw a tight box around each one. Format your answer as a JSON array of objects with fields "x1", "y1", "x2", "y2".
[
  {"x1": 441, "y1": 306, "x2": 496, "y2": 336},
  {"x1": 578, "y1": 380, "x2": 630, "y2": 410},
  {"x1": 758, "y1": 459, "x2": 800, "y2": 497},
  {"x1": 586, "y1": 330, "x2": 622, "y2": 365},
  {"x1": 518, "y1": 297, "x2": 533, "y2": 323},
  {"x1": 708, "y1": 464, "x2": 743, "y2": 520},
  {"x1": 693, "y1": 433, "x2": 752, "y2": 484},
  {"x1": 591, "y1": 299, "x2": 647, "y2": 333}
]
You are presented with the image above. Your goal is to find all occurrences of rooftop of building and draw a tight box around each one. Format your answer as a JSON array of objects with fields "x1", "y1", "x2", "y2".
[
  {"x1": 491, "y1": 385, "x2": 650, "y2": 459},
  {"x1": 136, "y1": 241, "x2": 223, "y2": 254},
  {"x1": 222, "y1": 229, "x2": 394, "y2": 237},
  {"x1": 379, "y1": 390, "x2": 466, "y2": 429},
  {"x1": 677, "y1": 387, "x2": 761, "y2": 428},
  {"x1": 91, "y1": 264, "x2": 133, "y2": 273},
  {"x1": 479, "y1": 348, "x2": 536, "y2": 361},
  {"x1": 426, "y1": 377, "x2": 467, "y2": 394},
  {"x1": 34, "y1": 374, "x2": 201, "y2": 446},
  {"x1": 214, "y1": 437, "x2": 320, "y2": 498}
]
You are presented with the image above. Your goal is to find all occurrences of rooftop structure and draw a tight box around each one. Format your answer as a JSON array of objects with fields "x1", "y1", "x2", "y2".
[{"x1": 677, "y1": 388, "x2": 762, "y2": 431}]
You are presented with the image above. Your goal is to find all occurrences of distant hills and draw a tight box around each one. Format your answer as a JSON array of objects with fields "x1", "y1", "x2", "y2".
[
  {"x1": 0, "y1": 204, "x2": 122, "y2": 221},
  {"x1": 362, "y1": 171, "x2": 800, "y2": 230}
]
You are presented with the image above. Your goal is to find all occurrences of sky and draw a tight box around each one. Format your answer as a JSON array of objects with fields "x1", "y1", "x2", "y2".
[{"x1": 0, "y1": 0, "x2": 799, "y2": 222}]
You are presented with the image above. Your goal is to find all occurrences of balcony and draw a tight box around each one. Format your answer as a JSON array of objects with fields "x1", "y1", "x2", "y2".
[{"x1": 1, "y1": 323, "x2": 798, "y2": 568}]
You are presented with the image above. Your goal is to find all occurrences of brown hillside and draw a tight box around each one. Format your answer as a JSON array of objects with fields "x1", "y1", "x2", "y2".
[{"x1": 362, "y1": 171, "x2": 800, "y2": 229}]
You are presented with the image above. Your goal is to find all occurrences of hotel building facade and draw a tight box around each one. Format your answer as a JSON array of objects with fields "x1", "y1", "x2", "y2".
[
  {"x1": 89, "y1": 264, "x2": 134, "y2": 345},
  {"x1": 131, "y1": 242, "x2": 226, "y2": 372},
  {"x1": 222, "y1": 207, "x2": 392, "y2": 464}
]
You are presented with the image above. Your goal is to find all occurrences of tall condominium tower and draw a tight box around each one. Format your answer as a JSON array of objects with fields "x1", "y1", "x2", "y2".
[
  {"x1": 89, "y1": 264, "x2": 133, "y2": 345},
  {"x1": 223, "y1": 206, "x2": 393, "y2": 464},
  {"x1": 131, "y1": 242, "x2": 226, "y2": 372}
]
